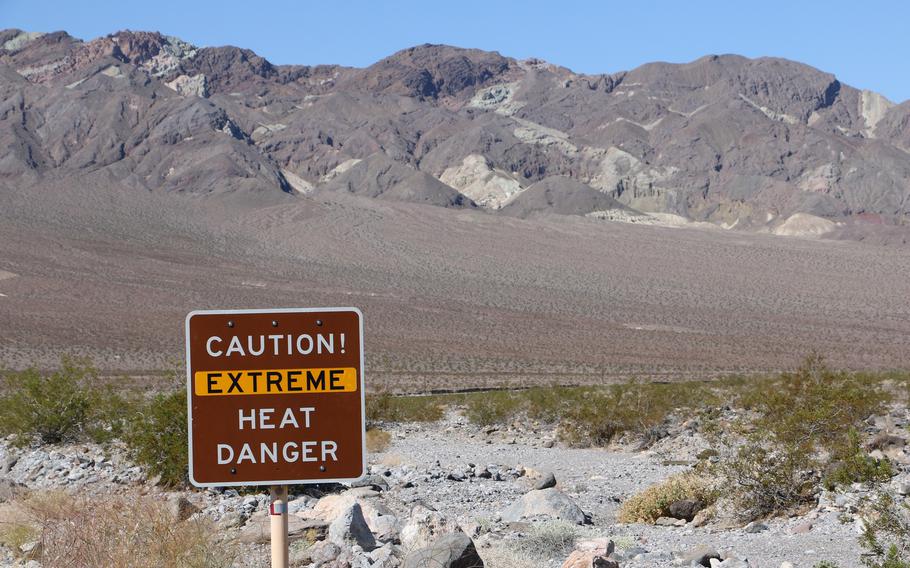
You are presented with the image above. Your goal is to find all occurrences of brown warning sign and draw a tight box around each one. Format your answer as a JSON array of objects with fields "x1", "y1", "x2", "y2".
[{"x1": 185, "y1": 308, "x2": 365, "y2": 487}]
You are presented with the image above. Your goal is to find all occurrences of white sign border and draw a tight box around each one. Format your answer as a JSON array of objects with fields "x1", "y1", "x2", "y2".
[{"x1": 185, "y1": 307, "x2": 367, "y2": 488}]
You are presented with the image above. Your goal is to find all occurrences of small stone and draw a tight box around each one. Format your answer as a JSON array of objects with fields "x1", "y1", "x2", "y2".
[
  {"x1": 744, "y1": 521, "x2": 768, "y2": 533},
  {"x1": 167, "y1": 495, "x2": 199, "y2": 522},
  {"x1": 789, "y1": 521, "x2": 812, "y2": 535},
  {"x1": 674, "y1": 545, "x2": 720, "y2": 566},
  {"x1": 533, "y1": 472, "x2": 557, "y2": 490},
  {"x1": 668, "y1": 499, "x2": 704, "y2": 521}
]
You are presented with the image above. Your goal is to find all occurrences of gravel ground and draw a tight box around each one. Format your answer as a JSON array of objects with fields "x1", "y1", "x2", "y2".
[
  {"x1": 0, "y1": 410, "x2": 893, "y2": 567},
  {"x1": 373, "y1": 413, "x2": 868, "y2": 567}
]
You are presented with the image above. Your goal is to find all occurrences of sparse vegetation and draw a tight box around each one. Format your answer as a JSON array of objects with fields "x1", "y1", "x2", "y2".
[
  {"x1": 618, "y1": 472, "x2": 717, "y2": 523},
  {"x1": 365, "y1": 428, "x2": 392, "y2": 453},
  {"x1": 365, "y1": 391, "x2": 445, "y2": 424},
  {"x1": 859, "y1": 492, "x2": 910, "y2": 568},
  {"x1": 5, "y1": 491, "x2": 235, "y2": 568},
  {"x1": 518, "y1": 520, "x2": 580, "y2": 558}
]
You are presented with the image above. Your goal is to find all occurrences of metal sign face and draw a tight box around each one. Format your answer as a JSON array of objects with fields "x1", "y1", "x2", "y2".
[{"x1": 185, "y1": 307, "x2": 365, "y2": 487}]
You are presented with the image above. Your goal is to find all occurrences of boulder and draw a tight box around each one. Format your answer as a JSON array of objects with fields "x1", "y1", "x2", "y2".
[
  {"x1": 501, "y1": 488, "x2": 589, "y2": 525},
  {"x1": 303, "y1": 487, "x2": 380, "y2": 522},
  {"x1": 402, "y1": 531, "x2": 483, "y2": 568},
  {"x1": 400, "y1": 503, "x2": 456, "y2": 550},
  {"x1": 668, "y1": 499, "x2": 704, "y2": 521},
  {"x1": 328, "y1": 503, "x2": 376, "y2": 551}
]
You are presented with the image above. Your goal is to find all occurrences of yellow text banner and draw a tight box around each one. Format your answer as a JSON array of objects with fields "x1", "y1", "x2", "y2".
[{"x1": 194, "y1": 368, "x2": 357, "y2": 396}]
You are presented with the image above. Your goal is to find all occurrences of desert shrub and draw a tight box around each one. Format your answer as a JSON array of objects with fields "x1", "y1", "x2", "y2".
[
  {"x1": 518, "y1": 520, "x2": 579, "y2": 558},
  {"x1": 366, "y1": 392, "x2": 444, "y2": 424},
  {"x1": 721, "y1": 442, "x2": 817, "y2": 520},
  {"x1": 860, "y1": 492, "x2": 910, "y2": 568},
  {"x1": 617, "y1": 473, "x2": 717, "y2": 523},
  {"x1": 740, "y1": 355, "x2": 889, "y2": 455},
  {"x1": 122, "y1": 390, "x2": 188, "y2": 487},
  {"x1": 0, "y1": 521, "x2": 37, "y2": 553},
  {"x1": 558, "y1": 382, "x2": 715, "y2": 448},
  {"x1": 721, "y1": 356, "x2": 892, "y2": 519},
  {"x1": 365, "y1": 428, "x2": 392, "y2": 453},
  {"x1": 464, "y1": 391, "x2": 522, "y2": 426},
  {"x1": 10, "y1": 491, "x2": 235, "y2": 568},
  {"x1": 479, "y1": 543, "x2": 539, "y2": 568},
  {"x1": 0, "y1": 358, "x2": 131, "y2": 446},
  {"x1": 814, "y1": 562, "x2": 841, "y2": 568},
  {"x1": 823, "y1": 430, "x2": 894, "y2": 490}
]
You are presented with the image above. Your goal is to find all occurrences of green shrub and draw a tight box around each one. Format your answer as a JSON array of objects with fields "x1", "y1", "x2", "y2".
[
  {"x1": 0, "y1": 358, "x2": 129, "y2": 446},
  {"x1": 464, "y1": 391, "x2": 522, "y2": 426},
  {"x1": 123, "y1": 390, "x2": 188, "y2": 487},
  {"x1": 365, "y1": 392, "x2": 445, "y2": 424},
  {"x1": 617, "y1": 473, "x2": 717, "y2": 523},
  {"x1": 823, "y1": 430, "x2": 894, "y2": 490},
  {"x1": 740, "y1": 355, "x2": 889, "y2": 455},
  {"x1": 721, "y1": 356, "x2": 892, "y2": 519},
  {"x1": 860, "y1": 492, "x2": 910, "y2": 568},
  {"x1": 721, "y1": 442, "x2": 817, "y2": 520}
]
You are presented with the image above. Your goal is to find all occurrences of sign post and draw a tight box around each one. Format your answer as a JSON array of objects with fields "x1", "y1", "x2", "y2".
[{"x1": 185, "y1": 307, "x2": 366, "y2": 566}]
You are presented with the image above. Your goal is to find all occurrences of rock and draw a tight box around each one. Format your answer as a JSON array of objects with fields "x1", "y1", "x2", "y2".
[
  {"x1": 304, "y1": 487, "x2": 380, "y2": 522},
  {"x1": 369, "y1": 543, "x2": 401, "y2": 568},
  {"x1": 562, "y1": 550, "x2": 619, "y2": 568},
  {"x1": 19, "y1": 540, "x2": 41, "y2": 558},
  {"x1": 668, "y1": 499, "x2": 704, "y2": 521},
  {"x1": 500, "y1": 488, "x2": 589, "y2": 525},
  {"x1": 0, "y1": 478, "x2": 24, "y2": 503},
  {"x1": 308, "y1": 541, "x2": 342, "y2": 564},
  {"x1": 401, "y1": 503, "x2": 456, "y2": 550},
  {"x1": 329, "y1": 503, "x2": 377, "y2": 551},
  {"x1": 897, "y1": 481, "x2": 910, "y2": 496},
  {"x1": 574, "y1": 538, "x2": 615, "y2": 556},
  {"x1": 744, "y1": 521, "x2": 768, "y2": 533},
  {"x1": 402, "y1": 531, "x2": 483, "y2": 568},
  {"x1": 691, "y1": 508, "x2": 712, "y2": 527},
  {"x1": 711, "y1": 559, "x2": 750, "y2": 568},
  {"x1": 789, "y1": 521, "x2": 813, "y2": 534},
  {"x1": 238, "y1": 516, "x2": 328, "y2": 545},
  {"x1": 674, "y1": 545, "x2": 721, "y2": 566},
  {"x1": 780, "y1": 563, "x2": 794, "y2": 568},
  {"x1": 868, "y1": 433, "x2": 906, "y2": 450},
  {"x1": 217, "y1": 511, "x2": 246, "y2": 529},
  {"x1": 533, "y1": 471, "x2": 557, "y2": 490},
  {"x1": 655, "y1": 516, "x2": 680, "y2": 526},
  {"x1": 167, "y1": 495, "x2": 199, "y2": 522}
]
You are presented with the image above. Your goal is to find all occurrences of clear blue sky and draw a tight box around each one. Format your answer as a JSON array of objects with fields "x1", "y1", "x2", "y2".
[{"x1": 4, "y1": 0, "x2": 909, "y2": 102}]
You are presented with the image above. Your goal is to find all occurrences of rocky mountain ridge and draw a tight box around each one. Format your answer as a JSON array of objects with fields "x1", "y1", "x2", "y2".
[{"x1": 2, "y1": 28, "x2": 910, "y2": 238}]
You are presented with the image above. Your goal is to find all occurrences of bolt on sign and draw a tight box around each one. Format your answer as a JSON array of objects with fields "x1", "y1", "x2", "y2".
[{"x1": 185, "y1": 308, "x2": 365, "y2": 487}]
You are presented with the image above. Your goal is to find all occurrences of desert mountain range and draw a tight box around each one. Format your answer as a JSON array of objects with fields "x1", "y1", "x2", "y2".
[
  {"x1": 2, "y1": 30, "x2": 910, "y2": 381},
  {"x1": 2, "y1": 29, "x2": 909, "y2": 237}
]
